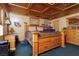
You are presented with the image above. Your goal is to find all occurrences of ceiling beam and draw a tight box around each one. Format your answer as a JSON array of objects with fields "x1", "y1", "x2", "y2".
[
  {"x1": 63, "y1": 4, "x2": 79, "y2": 11},
  {"x1": 27, "y1": 13, "x2": 49, "y2": 20},
  {"x1": 41, "y1": 7, "x2": 50, "y2": 13},
  {"x1": 31, "y1": 9, "x2": 41, "y2": 13},
  {"x1": 8, "y1": 3, "x2": 29, "y2": 10},
  {"x1": 54, "y1": 4, "x2": 79, "y2": 11},
  {"x1": 27, "y1": 3, "x2": 32, "y2": 9}
]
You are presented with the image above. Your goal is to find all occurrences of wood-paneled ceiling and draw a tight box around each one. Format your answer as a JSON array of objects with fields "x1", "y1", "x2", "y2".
[
  {"x1": 3, "y1": 3, "x2": 79, "y2": 20},
  {"x1": 68, "y1": 16, "x2": 79, "y2": 24}
]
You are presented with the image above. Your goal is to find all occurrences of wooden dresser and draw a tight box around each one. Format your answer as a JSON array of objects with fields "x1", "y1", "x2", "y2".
[
  {"x1": 5, "y1": 34, "x2": 15, "y2": 51},
  {"x1": 0, "y1": 36, "x2": 3, "y2": 40}
]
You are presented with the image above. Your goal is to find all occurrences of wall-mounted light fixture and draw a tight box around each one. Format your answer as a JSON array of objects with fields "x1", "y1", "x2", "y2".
[{"x1": 5, "y1": 18, "x2": 11, "y2": 34}]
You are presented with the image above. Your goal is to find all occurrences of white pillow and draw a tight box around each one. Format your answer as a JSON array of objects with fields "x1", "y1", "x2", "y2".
[
  {"x1": 37, "y1": 27, "x2": 43, "y2": 31},
  {"x1": 29, "y1": 26, "x2": 36, "y2": 31}
]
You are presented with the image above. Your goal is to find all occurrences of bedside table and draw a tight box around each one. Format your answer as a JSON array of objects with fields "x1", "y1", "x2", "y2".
[{"x1": 5, "y1": 34, "x2": 16, "y2": 51}]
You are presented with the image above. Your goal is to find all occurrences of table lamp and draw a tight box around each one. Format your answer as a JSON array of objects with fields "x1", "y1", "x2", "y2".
[{"x1": 5, "y1": 18, "x2": 11, "y2": 34}]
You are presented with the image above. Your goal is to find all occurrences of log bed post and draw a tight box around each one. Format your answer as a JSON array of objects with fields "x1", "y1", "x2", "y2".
[
  {"x1": 32, "y1": 31, "x2": 39, "y2": 56},
  {"x1": 61, "y1": 30, "x2": 65, "y2": 48}
]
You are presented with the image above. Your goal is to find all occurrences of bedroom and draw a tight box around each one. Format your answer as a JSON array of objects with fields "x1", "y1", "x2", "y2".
[{"x1": 0, "y1": 3, "x2": 79, "y2": 56}]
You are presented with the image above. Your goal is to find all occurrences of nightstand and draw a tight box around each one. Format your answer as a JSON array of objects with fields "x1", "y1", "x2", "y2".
[{"x1": 5, "y1": 34, "x2": 16, "y2": 51}]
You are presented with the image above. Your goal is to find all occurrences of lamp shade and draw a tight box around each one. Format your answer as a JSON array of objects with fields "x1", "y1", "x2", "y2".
[
  {"x1": 0, "y1": 25, "x2": 3, "y2": 36},
  {"x1": 5, "y1": 18, "x2": 11, "y2": 25}
]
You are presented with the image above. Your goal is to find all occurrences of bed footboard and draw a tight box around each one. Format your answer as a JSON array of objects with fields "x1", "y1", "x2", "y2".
[
  {"x1": 32, "y1": 31, "x2": 65, "y2": 56},
  {"x1": 32, "y1": 32, "x2": 39, "y2": 56}
]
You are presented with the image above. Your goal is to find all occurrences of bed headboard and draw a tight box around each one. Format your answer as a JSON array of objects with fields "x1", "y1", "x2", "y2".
[{"x1": 43, "y1": 29, "x2": 56, "y2": 32}]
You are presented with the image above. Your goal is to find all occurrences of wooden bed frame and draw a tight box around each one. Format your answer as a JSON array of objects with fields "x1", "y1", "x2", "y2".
[{"x1": 29, "y1": 31, "x2": 65, "y2": 56}]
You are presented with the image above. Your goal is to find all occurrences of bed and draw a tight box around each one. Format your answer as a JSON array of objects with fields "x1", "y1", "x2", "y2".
[{"x1": 25, "y1": 29, "x2": 64, "y2": 56}]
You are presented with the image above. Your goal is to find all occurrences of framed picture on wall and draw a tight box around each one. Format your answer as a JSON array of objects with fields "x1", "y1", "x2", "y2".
[
  {"x1": 14, "y1": 22, "x2": 21, "y2": 27},
  {"x1": 44, "y1": 20, "x2": 51, "y2": 26},
  {"x1": 30, "y1": 17, "x2": 40, "y2": 25}
]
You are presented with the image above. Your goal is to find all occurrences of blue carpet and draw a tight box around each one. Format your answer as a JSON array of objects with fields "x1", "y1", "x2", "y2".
[
  {"x1": 15, "y1": 43, "x2": 79, "y2": 56},
  {"x1": 15, "y1": 43, "x2": 32, "y2": 56},
  {"x1": 40, "y1": 44, "x2": 79, "y2": 56}
]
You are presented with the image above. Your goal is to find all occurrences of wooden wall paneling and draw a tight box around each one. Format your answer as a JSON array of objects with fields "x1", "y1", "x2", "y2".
[
  {"x1": 66, "y1": 27, "x2": 79, "y2": 46},
  {"x1": 76, "y1": 29, "x2": 79, "y2": 40}
]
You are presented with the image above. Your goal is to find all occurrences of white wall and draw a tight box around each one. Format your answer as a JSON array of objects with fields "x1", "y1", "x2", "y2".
[
  {"x1": 9, "y1": 13, "x2": 49, "y2": 41},
  {"x1": 40, "y1": 19, "x2": 52, "y2": 26},
  {"x1": 39, "y1": 19, "x2": 45, "y2": 26},
  {"x1": 9, "y1": 13, "x2": 30, "y2": 41},
  {"x1": 51, "y1": 18, "x2": 68, "y2": 31},
  {"x1": 51, "y1": 13, "x2": 79, "y2": 31},
  {"x1": 59, "y1": 18, "x2": 68, "y2": 30}
]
